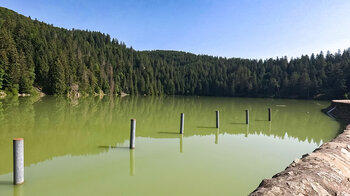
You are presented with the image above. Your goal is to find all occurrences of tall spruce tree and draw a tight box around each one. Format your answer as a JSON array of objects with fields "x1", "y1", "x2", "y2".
[{"x1": 49, "y1": 56, "x2": 66, "y2": 94}]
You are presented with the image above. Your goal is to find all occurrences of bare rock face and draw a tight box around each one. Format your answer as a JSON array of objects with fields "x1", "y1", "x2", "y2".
[
  {"x1": 250, "y1": 128, "x2": 350, "y2": 195},
  {"x1": 68, "y1": 83, "x2": 80, "y2": 97},
  {"x1": 0, "y1": 91, "x2": 6, "y2": 98}
]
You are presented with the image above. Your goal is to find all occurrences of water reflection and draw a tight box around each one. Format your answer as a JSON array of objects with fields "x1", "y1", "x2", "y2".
[
  {"x1": 0, "y1": 96, "x2": 341, "y2": 175},
  {"x1": 13, "y1": 184, "x2": 23, "y2": 196},
  {"x1": 0, "y1": 101, "x2": 3, "y2": 121},
  {"x1": 179, "y1": 135, "x2": 183, "y2": 153},
  {"x1": 215, "y1": 129, "x2": 219, "y2": 144},
  {"x1": 245, "y1": 125, "x2": 249, "y2": 137},
  {"x1": 130, "y1": 149, "x2": 135, "y2": 176}
]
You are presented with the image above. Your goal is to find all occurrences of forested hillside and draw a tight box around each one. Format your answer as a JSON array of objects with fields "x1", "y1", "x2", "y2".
[{"x1": 0, "y1": 7, "x2": 350, "y2": 99}]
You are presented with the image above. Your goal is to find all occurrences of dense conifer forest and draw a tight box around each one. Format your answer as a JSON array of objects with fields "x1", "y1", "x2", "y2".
[{"x1": 0, "y1": 7, "x2": 350, "y2": 99}]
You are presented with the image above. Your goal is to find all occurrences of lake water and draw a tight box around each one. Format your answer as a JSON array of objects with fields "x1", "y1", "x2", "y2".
[{"x1": 0, "y1": 96, "x2": 341, "y2": 195}]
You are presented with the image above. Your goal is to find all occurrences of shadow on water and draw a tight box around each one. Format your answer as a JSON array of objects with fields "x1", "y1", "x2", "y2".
[
  {"x1": 0, "y1": 180, "x2": 12, "y2": 185},
  {"x1": 157, "y1": 131, "x2": 180, "y2": 135},
  {"x1": 98, "y1": 146, "x2": 130, "y2": 149},
  {"x1": 197, "y1": 126, "x2": 216, "y2": 129}
]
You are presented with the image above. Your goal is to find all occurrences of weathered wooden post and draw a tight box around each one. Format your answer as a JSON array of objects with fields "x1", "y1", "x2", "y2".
[
  {"x1": 180, "y1": 113, "x2": 184, "y2": 134},
  {"x1": 268, "y1": 108, "x2": 271, "y2": 121},
  {"x1": 13, "y1": 138, "x2": 24, "y2": 185},
  {"x1": 216, "y1": 111, "x2": 219, "y2": 128},
  {"x1": 246, "y1": 110, "x2": 249, "y2": 125},
  {"x1": 130, "y1": 119, "x2": 136, "y2": 149}
]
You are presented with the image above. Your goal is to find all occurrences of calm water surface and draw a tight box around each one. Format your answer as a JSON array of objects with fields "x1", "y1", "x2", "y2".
[{"x1": 0, "y1": 96, "x2": 342, "y2": 195}]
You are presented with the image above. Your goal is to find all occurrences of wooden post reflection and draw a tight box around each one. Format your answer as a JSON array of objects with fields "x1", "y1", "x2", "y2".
[
  {"x1": 13, "y1": 183, "x2": 23, "y2": 196},
  {"x1": 245, "y1": 125, "x2": 249, "y2": 137},
  {"x1": 130, "y1": 149, "x2": 135, "y2": 176},
  {"x1": 180, "y1": 134, "x2": 183, "y2": 153},
  {"x1": 215, "y1": 129, "x2": 219, "y2": 144}
]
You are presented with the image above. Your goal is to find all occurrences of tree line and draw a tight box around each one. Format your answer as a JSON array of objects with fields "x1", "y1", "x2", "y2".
[{"x1": 0, "y1": 7, "x2": 350, "y2": 99}]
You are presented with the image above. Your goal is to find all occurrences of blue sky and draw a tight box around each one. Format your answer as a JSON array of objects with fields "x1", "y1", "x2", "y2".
[{"x1": 1, "y1": 0, "x2": 350, "y2": 59}]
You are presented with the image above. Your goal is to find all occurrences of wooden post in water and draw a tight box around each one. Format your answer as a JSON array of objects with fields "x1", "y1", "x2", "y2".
[
  {"x1": 130, "y1": 119, "x2": 136, "y2": 149},
  {"x1": 246, "y1": 110, "x2": 249, "y2": 125},
  {"x1": 216, "y1": 111, "x2": 219, "y2": 128},
  {"x1": 180, "y1": 113, "x2": 184, "y2": 134},
  {"x1": 268, "y1": 108, "x2": 271, "y2": 121},
  {"x1": 13, "y1": 138, "x2": 24, "y2": 185}
]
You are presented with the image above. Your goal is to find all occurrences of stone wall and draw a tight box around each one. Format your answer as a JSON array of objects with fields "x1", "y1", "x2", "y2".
[
  {"x1": 250, "y1": 100, "x2": 350, "y2": 195},
  {"x1": 323, "y1": 100, "x2": 350, "y2": 124}
]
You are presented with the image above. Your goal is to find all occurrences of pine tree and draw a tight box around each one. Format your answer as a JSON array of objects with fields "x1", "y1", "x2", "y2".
[
  {"x1": 49, "y1": 56, "x2": 66, "y2": 94},
  {"x1": 0, "y1": 50, "x2": 7, "y2": 89},
  {"x1": 0, "y1": 65, "x2": 3, "y2": 89}
]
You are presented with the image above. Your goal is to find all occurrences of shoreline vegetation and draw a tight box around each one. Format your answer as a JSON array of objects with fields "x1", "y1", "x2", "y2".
[
  {"x1": 1, "y1": 7, "x2": 350, "y2": 100},
  {"x1": 250, "y1": 100, "x2": 350, "y2": 195}
]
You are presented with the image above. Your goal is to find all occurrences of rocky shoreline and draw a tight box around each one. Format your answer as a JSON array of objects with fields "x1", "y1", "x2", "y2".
[
  {"x1": 322, "y1": 100, "x2": 350, "y2": 124},
  {"x1": 250, "y1": 100, "x2": 350, "y2": 195}
]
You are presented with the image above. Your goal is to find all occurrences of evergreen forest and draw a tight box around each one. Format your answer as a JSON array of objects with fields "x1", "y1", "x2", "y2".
[{"x1": 1, "y1": 7, "x2": 350, "y2": 99}]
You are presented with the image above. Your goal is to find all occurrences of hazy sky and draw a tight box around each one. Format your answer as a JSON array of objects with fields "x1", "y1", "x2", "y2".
[{"x1": 1, "y1": 0, "x2": 350, "y2": 59}]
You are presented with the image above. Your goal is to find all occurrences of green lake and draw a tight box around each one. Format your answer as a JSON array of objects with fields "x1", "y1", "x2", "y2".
[{"x1": 0, "y1": 96, "x2": 342, "y2": 195}]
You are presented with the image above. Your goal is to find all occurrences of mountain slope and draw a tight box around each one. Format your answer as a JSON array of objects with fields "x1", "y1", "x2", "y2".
[{"x1": 0, "y1": 7, "x2": 350, "y2": 99}]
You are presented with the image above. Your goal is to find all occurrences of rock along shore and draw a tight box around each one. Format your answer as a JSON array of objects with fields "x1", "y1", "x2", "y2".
[{"x1": 250, "y1": 100, "x2": 350, "y2": 196}]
